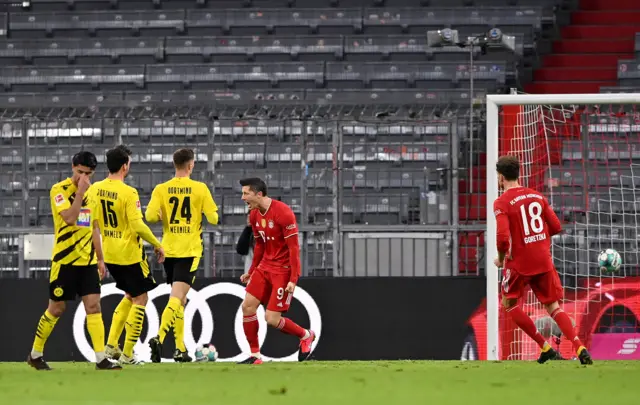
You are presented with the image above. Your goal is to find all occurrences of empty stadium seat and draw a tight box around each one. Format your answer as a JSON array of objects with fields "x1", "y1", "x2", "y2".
[
  {"x1": 325, "y1": 61, "x2": 507, "y2": 89},
  {"x1": 9, "y1": 10, "x2": 185, "y2": 38},
  {"x1": 166, "y1": 35, "x2": 343, "y2": 63},
  {"x1": 0, "y1": 0, "x2": 559, "y2": 277},
  {"x1": 185, "y1": 8, "x2": 362, "y2": 36},
  {"x1": 0, "y1": 65, "x2": 144, "y2": 92},
  {"x1": 0, "y1": 37, "x2": 164, "y2": 65},
  {"x1": 145, "y1": 62, "x2": 324, "y2": 90}
]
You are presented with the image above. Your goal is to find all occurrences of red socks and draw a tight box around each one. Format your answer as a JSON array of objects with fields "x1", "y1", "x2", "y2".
[
  {"x1": 243, "y1": 313, "x2": 308, "y2": 355},
  {"x1": 242, "y1": 314, "x2": 260, "y2": 354},
  {"x1": 551, "y1": 308, "x2": 583, "y2": 351},
  {"x1": 276, "y1": 317, "x2": 307, "y2": 339},
  {"x1": 506, "y1": 305, "x2": 548, "y2": 349}
]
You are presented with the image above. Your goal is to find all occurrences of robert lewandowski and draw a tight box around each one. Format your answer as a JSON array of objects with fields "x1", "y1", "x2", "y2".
[{"x1": 237, "y1": 177, "x2": 316, "y2": 364}]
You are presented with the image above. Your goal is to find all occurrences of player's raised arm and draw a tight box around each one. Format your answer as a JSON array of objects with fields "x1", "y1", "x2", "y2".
[
  {"x1": 53, "y1": 175, "x2": 91, "y2": 226},
  {"x1": 543, "y1": 198, "x2": 563, "y2": 236},
  {"x1": 144, "y1": 186, "x2": 163, "y2": 224},
  {"x1": 202, "y1": 184, "x2": 219, "y2": 225},
  {"x1": 280, "y1": 209, "x2": 301, "y2": 285},
  {"x1": 493, "y1": 199, "x2": 511, "y2": 266}
]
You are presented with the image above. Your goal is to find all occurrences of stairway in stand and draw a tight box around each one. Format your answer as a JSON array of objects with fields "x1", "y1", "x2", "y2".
[{"x1": 525, "y1": 0, "x2": 640, "y2": 94}]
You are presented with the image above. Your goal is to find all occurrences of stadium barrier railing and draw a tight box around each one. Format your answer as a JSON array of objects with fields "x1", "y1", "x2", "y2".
[{"x1": 0, "y1": 115, "x2": 488, "y2": 278}]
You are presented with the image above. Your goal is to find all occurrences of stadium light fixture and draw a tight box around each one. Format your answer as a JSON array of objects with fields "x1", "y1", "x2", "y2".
[
  {"x1": 472, "y1": 28, "x2": 517, "y2": 54},
  {"x1": 426, "y1": 28, "x2": 517, "y2": 53},
  {"x1": 426, "y1": 27, "x2": 518, "y2": 201},
  {"x1": 426, "y1": 28, "x2": 460, "y2": 47}
]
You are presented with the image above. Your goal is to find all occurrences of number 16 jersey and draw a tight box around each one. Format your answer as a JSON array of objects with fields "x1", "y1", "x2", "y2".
[
  {"x1": 493, "y1": 186, "x2": 563, "y2": 276},
  {"x1": 146, "y1": 177, "x2": 219, "y2": 258}
]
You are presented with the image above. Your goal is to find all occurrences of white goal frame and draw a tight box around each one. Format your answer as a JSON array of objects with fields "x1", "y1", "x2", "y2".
[{"x1": 485, "y1": 93, "x2": 640, "y2": 361}]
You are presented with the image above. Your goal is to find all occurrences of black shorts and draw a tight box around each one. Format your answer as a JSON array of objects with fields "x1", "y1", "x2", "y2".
[
  {"x1": 106, "y1": 261, "x2": 157, "y2": 298},
  {"x1": 163, "y1": 257, "x2": 200, "y2": 286},
  {"x1": 49, "y1": 263, "x2": 101, "y2": 301}
]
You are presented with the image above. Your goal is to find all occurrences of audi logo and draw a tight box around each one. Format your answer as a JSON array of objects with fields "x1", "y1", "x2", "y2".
[{"x1": 73, "y1": 282, "x2": 322, "y2": 362}]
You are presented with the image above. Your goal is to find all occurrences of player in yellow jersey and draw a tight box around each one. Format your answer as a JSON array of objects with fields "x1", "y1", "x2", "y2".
[
  {"x1": 92, "y1": 145, "x2": 165, "y2": 365},
  {"x1": 146, "y1": 148, "x2": 219, "y2": 363},
  {"x1": 27, "y1": 151, "x2": 121, "y2": 371}
]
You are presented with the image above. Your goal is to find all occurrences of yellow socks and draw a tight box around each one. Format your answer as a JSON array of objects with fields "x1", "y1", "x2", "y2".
[
  {"x1": 174, "y1": 305, "x2": 186, "y2": 352},
  {"x1": 158, "y1": 297, "x2": 181, "y2": 344},
  {"x1": 123, "y1": 304, "x2": 146, "y2": 358},
  {"x1": 107, "y1": 297, "x2": 132, "y2": 348},
  {"x1": 87, "y1": 313, "x2": 106, "y2": 362},
  {"x1": 31, "y1": 310, "x2": 59, "y2": 357}
]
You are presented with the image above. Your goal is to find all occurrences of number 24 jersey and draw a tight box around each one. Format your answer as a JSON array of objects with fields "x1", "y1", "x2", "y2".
[
  {"x1": 146, "y1": 177, "x2": 219, "y2": 258},
  {"x1": 493, "y1": 187, "x2": 562, "y2": 276}
]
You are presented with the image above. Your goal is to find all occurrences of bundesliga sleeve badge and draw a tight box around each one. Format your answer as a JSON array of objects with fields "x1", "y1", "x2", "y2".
[{"x1": 54, "y1": 193, "x2": 65, "y2": 206}]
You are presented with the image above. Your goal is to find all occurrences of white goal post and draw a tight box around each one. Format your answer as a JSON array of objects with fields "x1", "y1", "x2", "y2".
[{"x1": 485, "y1": 93, "x2": 640, "y2": 361}]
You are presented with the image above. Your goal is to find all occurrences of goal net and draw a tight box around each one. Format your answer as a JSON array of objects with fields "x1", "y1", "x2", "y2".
[{"x1": 486, "y1": 93, "x2": 640, "y2": 361}]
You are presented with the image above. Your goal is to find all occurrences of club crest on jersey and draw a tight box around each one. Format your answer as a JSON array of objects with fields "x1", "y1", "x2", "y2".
[
  {"x1": 76, "y1": 208, "x2": 91, "y2": 228},
  {"x1": 54, "y1": 193, "x2": 65, "y2": 206},
  {"x1": 261, "y1": 219, "x2": 266, "y2": 228},
  {"x1": 53, "y1": 287, "x2": 64, "y2": 297},
  {"x1": 268, "y1": 220, "x2": 274, "y2": 228}
]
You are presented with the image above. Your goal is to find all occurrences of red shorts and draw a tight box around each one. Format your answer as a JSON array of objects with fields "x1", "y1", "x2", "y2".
[
  {"x1": 501, "y1": 268, "x2": 563, "y2": 305},
  {"x1": 245, "y1": 267, "x2": 292, "y2": 312}
]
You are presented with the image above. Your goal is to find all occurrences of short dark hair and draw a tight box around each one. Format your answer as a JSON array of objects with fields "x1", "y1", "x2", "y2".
[
  {"x1": 106, "y1": 145, "x2": 132, "y2": 174},
  {"x1": 239, "y1": 177, "x2": 268, "y2": 196},
  {"x1": 496, "y1": 155, "x2": 520, "y2": 181},
  {"x1": 72, "y1": 151, "x2": 97, "y2": 170},
  {"x1": 173, "y1": 148, "x2": 194, "y2": 169}
]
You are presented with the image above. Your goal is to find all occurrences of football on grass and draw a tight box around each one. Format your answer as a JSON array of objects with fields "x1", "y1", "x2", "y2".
[
  {"x1": 598, "y1": 249, "x2": 622, "y2": 274},
  {"x1": 194, "y1": 344, "x2": 218, "y2": 362}
]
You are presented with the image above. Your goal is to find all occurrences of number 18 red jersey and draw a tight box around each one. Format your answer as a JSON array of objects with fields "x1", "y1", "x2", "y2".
[{"x1": 493, "y1": 187, "x2": 563, "y2": 276}]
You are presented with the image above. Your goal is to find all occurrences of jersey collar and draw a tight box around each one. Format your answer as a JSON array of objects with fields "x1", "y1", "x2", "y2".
[{"x1": 259, "y1": 199, "x2": 273, "y2": 216}]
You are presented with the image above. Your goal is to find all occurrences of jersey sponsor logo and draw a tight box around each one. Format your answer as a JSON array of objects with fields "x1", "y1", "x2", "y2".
[
  {"x1": 72, "y1": 282, "x2": 322, "y2": 363},
  {"x1": 261, "y1": 219, "x2": 266, "y2": 228},
  {"x1": 76, "y1": 208, "x2": 91, "y2": 227},
  {"x1": 618, "y1": 338, "x2": 640, "y2": 355},
  {"x1": 268, "y1": 220, "x2": 274, "y2": 229},
  {"x1": 286, "y1": 224, "x2": 296, "y2": 230},
  {"x1": 54, "y1": 193, "x2": 65, "y2": 206}
]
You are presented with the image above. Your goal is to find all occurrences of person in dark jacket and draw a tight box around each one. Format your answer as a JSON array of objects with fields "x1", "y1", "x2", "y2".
[{"x1": 236, "y1": 213, "x2": 254, "y2": 272}]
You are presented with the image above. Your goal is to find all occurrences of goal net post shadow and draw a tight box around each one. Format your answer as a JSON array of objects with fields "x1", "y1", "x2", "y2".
[{"x1": 485, "y1": 93, "x2": 640, "y2": 361}]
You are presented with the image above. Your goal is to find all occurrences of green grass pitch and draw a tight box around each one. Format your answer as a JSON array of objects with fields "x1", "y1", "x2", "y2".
[{"x1": 0, "y1": 361, "x2": 638, "y2": 405}]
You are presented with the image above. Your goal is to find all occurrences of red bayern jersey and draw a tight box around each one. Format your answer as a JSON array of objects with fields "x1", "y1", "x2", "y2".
[
  {"x1": 493, "y1": 186, "x2": 563, "y2": 276},
  {"x1": 250, "y1": 199, "x2": 299, "y2": 274}
]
